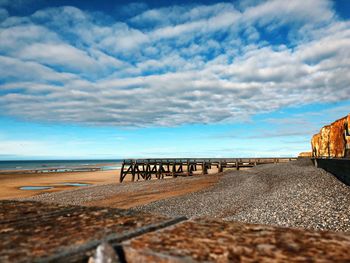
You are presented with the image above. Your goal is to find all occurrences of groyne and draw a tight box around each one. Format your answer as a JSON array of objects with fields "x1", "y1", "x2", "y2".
[{"x1": 119, "y1": 157, "x2": 297, "y2": 182}]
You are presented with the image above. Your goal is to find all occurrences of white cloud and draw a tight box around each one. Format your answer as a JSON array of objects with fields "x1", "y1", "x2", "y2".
[
  {"x1": 0, "y1": 0, "x2": 349, "y2": 127},
  {"x1": 243, "y1": 0, "x2": 334, "y2": 26},
  {"x1": 0, "y1": 55, "x2": 77, "y2": 82},
  {"x1": 17, "y1": 43, "x2": 97, "y2": 72}
]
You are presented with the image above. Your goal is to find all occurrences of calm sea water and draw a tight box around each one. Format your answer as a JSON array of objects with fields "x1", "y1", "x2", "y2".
[{"x1": 0, "y1": 160, "x2": 123, "y2": 171}]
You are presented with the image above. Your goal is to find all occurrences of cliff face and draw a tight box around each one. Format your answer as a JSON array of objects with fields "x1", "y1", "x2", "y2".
[
  {"x1": 298, "y1": 152, "x2": 312, "y2": 157},
  {"x1": 347, "y1": 115, "x2": 350, "y2": 154},
  {"x1": 311, "y1": 114, "x2": 350, "y2": 158},
  {"x1": 320, "y1": 126, "x2": 331, "y2": 156},
  {"x1": 311, "y1": 133, "x2": 321, "y2": 157},
  {"x1": 329, "y1": 117, "x2": 347, "y2": 157}
]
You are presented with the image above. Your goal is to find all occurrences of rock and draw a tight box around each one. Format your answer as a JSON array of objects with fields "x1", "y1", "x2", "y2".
[
  {"x1": 311, "y1": 113, "x2": 350, "y2": 158},
  {"x1": 298, "y1": 152, "x2": 312, "y2": 158},
  {"x1": 329, "y1": 117, "x2": 347, "y2": 157},
  {"x1": 346, "y1": 114, "x2": 350, "y2": 156},
  {"x1": 311, "y1": 133, "x2": 321, "y2": 157},
  {"x1": 122, "y1": 219, "x2": 350, "y2": 263},
  {"x1": 88, "y1": 242, "x2": 120, "y2": 263},
  {"x1": 134, "y1": 160, "x2": 350, "y2": 232},
  {"x1": 320, "y1": 125, "x2": 331, "y2": 157}
]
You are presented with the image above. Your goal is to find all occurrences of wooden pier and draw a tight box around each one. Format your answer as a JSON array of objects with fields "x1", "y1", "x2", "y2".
[{"x1": 119, "y1": 157, "x2": 297, "y2": 182}]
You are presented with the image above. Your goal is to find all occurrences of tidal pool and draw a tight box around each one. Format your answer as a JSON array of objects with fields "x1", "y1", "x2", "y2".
[
  {"x1": 60, "y1": 182, "x2": 91, "y2": 187},
  {"x1": 20, "y1": 186, "x2": 53, "y2": 190}
]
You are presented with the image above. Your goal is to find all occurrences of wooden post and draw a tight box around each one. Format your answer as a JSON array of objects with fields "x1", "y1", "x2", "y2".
[
  {"x1": 146, "y1": 161, "x2": 151, "y2": 180},
  {"x1": 172, "y1": 162, "x2": 176, "y2": 177},
  {"x1": 202, "y1": 162, "x2": 208, "y2": 175},
  {"x1": 131, "y1": 162, "x2": 136, "y2": 182},
  {"x1": 151, "y1": 163, "x2": 157, "y2": 179},
  {"x1": 189, "y1": 163, "x2": 194, "y2": 176},
  {"x1": 218, "y1": 161, "x2": 223, "y2": 173},
  {"x1": 236, "y1": 159, "x2": 239, "y2": 170},
  {"x1": 158, "y1": 162, "x2": 163, "y2": 179},
  {"x1": 178, "y1": 163, "x2": 183, "y2": 173},
  {"x1": 186, "y1": 160, "x2": 190, "y2": 176},
  {"x1": 119, "y1": 161, "x2": 125, "y2": 183}
]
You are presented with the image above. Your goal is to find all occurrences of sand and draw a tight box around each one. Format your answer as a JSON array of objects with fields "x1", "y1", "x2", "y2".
[
  {"x1": 0, "y1": 169, "x2": 121, "y2": 200},
  {"x1": 84, "y1": 173, "x2": 221, "y2": 208},
  {"x1": 1, "y1": 167, "x2": 222, "y2": 202}
]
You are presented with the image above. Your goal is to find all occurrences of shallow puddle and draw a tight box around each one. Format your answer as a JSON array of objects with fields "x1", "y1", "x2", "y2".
[
  {"x1": 19, "y1": 182, "x2": 91, "y2": 191},
  {"x1": 59, "y1": 182, "x2": 91, "y2": 187},
  {"x1": 20, "y1": 186, "x2": 54, "y2": 190}
]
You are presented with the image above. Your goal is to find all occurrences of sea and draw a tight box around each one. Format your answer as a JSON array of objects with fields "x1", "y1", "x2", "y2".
[{"x1": 0, "y1": 159, "x2": 123, "y2": 172}]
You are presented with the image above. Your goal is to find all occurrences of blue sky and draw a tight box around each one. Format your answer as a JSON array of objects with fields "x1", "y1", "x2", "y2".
[{"x1": 0, "y1": 0, "x2": 349, "y2": 160}]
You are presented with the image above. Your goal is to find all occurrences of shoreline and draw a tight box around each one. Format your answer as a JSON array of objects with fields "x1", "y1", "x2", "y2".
[
  {"x1": 0, "y1": 169, "x2": 122, "y2": 200},
  {"x1": 4, "y1": 160, "x2": 350, "y2": 232},
  {"x1": 0, "y1": 166, "x2": 223, "y2": 200},
  {"x1": 0, "y1": 162, "x2": 121, "y2": 174}
]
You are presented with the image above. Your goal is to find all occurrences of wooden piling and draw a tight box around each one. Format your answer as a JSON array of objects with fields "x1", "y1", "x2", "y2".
[
  {"x1": 218, "y1": 161, "x2": 223, "y2": 173},
  {"x1": 202, "y1": 162, "x2": 208, "y2": 175},
  {"x1": 118, "y1": 157, "x2": 297, "y2": 182}
]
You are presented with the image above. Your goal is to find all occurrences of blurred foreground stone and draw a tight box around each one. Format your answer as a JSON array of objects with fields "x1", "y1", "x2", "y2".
[
  {"x1": 123, "y1": 219, "x2": 350, "y2": 262},
  {"x1": 1, "y1": 200, "x2": 350, "y2": 262},
  {"x1": 0, "y1": 200, "x2": 179, "y2": 262}
]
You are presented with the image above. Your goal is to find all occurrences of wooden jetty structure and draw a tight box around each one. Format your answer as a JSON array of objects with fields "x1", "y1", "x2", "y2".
[{"x1": 119, "y1": 157, "x2": 297, "y2": 182}]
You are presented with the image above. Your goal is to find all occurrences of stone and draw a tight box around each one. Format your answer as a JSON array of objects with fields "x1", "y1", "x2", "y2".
[
  {"x1": 311, "y1": 133, "x2": 321, "y2": 157},
  {"x1": 298, "y1": 152, "x2": 312, "y2": 158},
  {"x1": 88, "y1": 242, "x2": 119, "y2": 263},
  {"x1": 346, "y1": 114, "x2": 350, "y2": 157},
  {"x1": 311, "y1": 113, "x2": 350, "y2": 158},
  {"x1": 122, "y1": 219, "x2": 350, "y2": 262},
  {"x1": 329, "y1": 117, "x2": 347, "y2": 158},
  {"x1": 319, "y1": 125, "x2": 331, "y2": 157}
]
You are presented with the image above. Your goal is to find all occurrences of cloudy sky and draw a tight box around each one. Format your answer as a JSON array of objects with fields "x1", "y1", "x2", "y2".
[{"x1": 0, "y1": 0, "x2": 349, "y2": 160}]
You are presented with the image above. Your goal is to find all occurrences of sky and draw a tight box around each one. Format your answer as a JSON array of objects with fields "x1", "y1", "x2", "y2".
[{"x1": 0, "y1": 0, "x2": 349, "y2": 160}]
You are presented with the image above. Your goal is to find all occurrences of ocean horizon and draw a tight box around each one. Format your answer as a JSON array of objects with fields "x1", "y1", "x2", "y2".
[{"x1": 0, "y1": 159, "x2": 124, "y2": 171}]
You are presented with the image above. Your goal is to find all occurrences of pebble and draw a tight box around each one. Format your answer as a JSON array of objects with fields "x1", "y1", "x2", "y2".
[
  {"x1": 133, "y1": 159, "x2": 350, "y2": 232},
  {"x1": 22, "y1": 159, "x2": 350, "y2": 232}
]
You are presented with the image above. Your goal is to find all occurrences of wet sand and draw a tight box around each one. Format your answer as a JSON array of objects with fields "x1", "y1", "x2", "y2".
[
  {"x1": 1, "y1": 166, "x2": 222, "y2": 202},
  {"x1": 85, "y1": 173, "x2": 221, "y2": 209},
  {"x1": 0, "y1": 169, "x2": 121, "y2": 200}
]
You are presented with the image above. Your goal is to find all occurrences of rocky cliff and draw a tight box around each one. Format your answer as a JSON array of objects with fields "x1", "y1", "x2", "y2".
[
  {"x1": 311, "y1": 114, "x2": 350, "y2": 158},
  {"x1": 298, "y1": 152, "x2": 312, "y2": 158}
]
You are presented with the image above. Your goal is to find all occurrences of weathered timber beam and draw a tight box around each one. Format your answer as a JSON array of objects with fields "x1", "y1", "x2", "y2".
[{"x1": 119, "y1": 161, "x2": 125, "y2": 183}]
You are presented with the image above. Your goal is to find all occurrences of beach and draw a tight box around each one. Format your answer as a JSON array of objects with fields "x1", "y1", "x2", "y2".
[
  {"x1": 5, "y1": 159, "x2": 350, "y2": 232},
  {"x1": 23, "y1": 159, "x2": 350, "y2": 232},
  {"x1": 0, "y1": 169, "x2": 120, "y2": 200},
  {"x1": 3, "y1": 159, "x2": 350, "y2": 262},
  {"x1": 0, "y1": 165, "x2": 221, "y2": 201}
]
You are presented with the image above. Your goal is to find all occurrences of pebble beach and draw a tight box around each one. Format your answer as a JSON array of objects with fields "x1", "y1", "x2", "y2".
[{"x1": 24, "y1": 159, "x2": 350, "y2": 232}]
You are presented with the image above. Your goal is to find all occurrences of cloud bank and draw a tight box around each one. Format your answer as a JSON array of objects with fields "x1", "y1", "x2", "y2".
[{"x1": 0, "y1": 0, "x2": 349, "y2": 127}]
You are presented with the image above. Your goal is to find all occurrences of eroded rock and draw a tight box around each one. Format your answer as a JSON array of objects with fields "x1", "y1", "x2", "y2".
[{"x1": 311, "y1": 114, "x2": 350, "y2": 158}]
